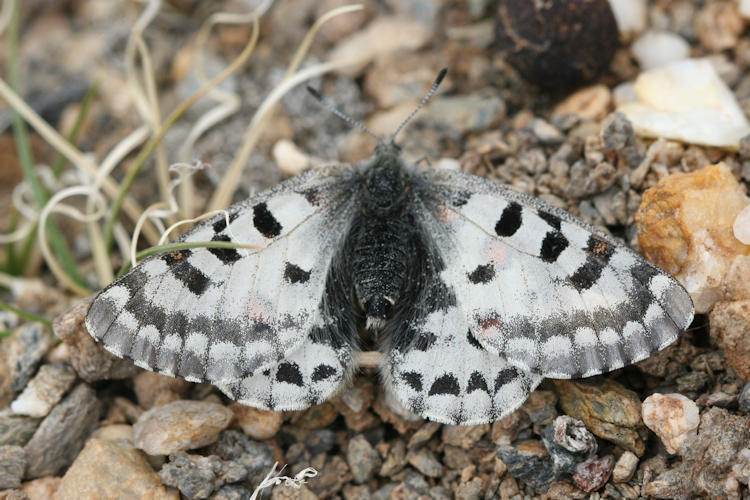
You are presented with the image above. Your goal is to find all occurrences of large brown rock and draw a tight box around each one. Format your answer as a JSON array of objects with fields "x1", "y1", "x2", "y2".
[{"x1": 636, "y1": 163, "x2": 750, "y2": 312}]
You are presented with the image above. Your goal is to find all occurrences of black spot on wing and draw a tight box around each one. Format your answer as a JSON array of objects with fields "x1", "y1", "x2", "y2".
[
  {"x1": 467, "y1": 372, "x2": 490, "y2": 394},
  {"x1": 540, "y1": 231, "x2": 569, "y2": 263},
  {"x1": 284, "y1": 262, "x2": 311, "y2": 284},
  {"x1": 276, "y1": 362, "x2": 303, "y2": 386},
  {"x1": 630, "y1": 259, "x2": 660, "y2": 285},
  {"x1": 495, "y1": 202, "x2": 523, "y2": 237},
  {"x1": 253, "y1": 202, "x2": 282, "y2": 238},
  {"x1": 209, "y1": 234, "x2": 242, "y2": 264},
  {"x1": 538, "y1": 211, "x2": 562, "y2": 230},
  {"x1": 451, "y1": 191, "x2": 472, "y2": 207},
  {"x1": 402, "y1": 371, "x2": 423, "y2": 392},
  {"x1": 567, "y1": 235, "x2": 615, "y2": 291},
  {"x1": 428, "y1": 374, "x2": 460, "y2": 396},
  {"x1": 311, "y1": 364, "x2": 336, "y2": 382},
  {"x1": 494, "y1": 367, "x2": 520, "y2": 393},
  {"x1": 466, "y1": 330, "x2": 484, "y2": 350},
  {"x1": 212, "y1": 211, "x2": 239, "y2": 233},
  {"x1": 170, "y1": 260, "x2": 211, "y2": 296},
  {"x1": 467, "y1": 263, "x2": 495, "y2": 284}
]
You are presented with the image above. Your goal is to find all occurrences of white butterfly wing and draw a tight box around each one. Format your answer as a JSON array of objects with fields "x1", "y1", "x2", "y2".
[
  {"x1": 415, "y1": 167, "x2": 694, "y2": 379},
  {"x1": 86, "y1": 165, "x2": 358, "y2": 410}
]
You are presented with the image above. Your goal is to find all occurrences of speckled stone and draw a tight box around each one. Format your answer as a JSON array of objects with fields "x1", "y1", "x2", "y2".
[
  {"x1": 158, "y1": 451, "x2": 247, "y2": 499},
  {"x1": 0, "y1": 446, "x2": 25, "y2": 490},
  {"x1": 206, "y1": 430, "x2": 276, "y2": 486},
  {"x1": 406, "y1": 447, "x2": 442, "y2": 478},
  {"x1": 133, "y1": 400, "x2": 233, "y2": 456},
  {"x1": 347, "y1": 434, "x2": 381, "y2": 483},
  {"x1": 0, "y1": 409, "x2": 41, "y2": 447},
  {"x1": 497, "y1": 440, "x2": 557, "y2": 491},
  {"x1": 554, "y1": 378, "x2": 647, "y2": 456},
  {"x1": 10, "y1": 363, "x2": 76, "y2": 417},
  {"x1": 442, "y1": 424, "x2": 489, "y2": 449},
  {"x1": 54, "y1": 438, "x2": 176, "y2": 500},
  {"x1": 0, "y1": 323, "x2": 54, "y2": 407},
  {"x1": 23, "y1": 383, "x2": 102, "y2": 478}
]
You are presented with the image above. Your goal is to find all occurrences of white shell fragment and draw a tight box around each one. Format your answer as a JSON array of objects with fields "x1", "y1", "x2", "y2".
[
  {"x1": 631, "y1": 31, "x2": 690, "y2": 70},
  {"x1": 618, "y1": 59, "x2": 750, "y2": 150},
  {"x1": 607, "y1": 0, "x2": 647, "y2": 37}
]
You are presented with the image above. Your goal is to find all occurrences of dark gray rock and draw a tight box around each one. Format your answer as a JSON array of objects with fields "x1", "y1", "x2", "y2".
[
  {"x1": 402, "y1": 469, "x2": 429, "y2": 495},
  {"x1": 0, "y1": 409, "x2": 41, "y2": 447},
  {"x1": 541, "y1": 416, "x2": 597, "y2": 475},
  {"x1": 159, "y1": 451, "x2": 248, "y2": 499},
  {"x1": 497, "y1": 440, "x2": 558, "y2": 491},
  {"x1": 0, "y1": 445, "x2": 25, "y2": 489},
  {"x1": 23, "y1": 383, "x2": 102, "y2": 478},
  {"x1": 207, "y1": 430, "x2": 274, "y2": 486}
]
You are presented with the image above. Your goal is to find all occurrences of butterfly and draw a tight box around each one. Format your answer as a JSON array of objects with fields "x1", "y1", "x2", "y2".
[{"x1": 86, "y1": 69, "x2": 694, "y2": 425}]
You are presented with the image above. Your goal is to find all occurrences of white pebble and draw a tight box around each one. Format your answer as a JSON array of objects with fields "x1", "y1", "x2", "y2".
[
  {"x1": 618, "y1": 58, "x2": 750, "y2": 149},
  {"x1": 642, "y1": 393, "x2": 699, "y2": 455},
  {"x1": 741, "y1": 0, "x2": 750, "y2": 19},
  {"x1": 608, "y1": 0, "x2": 647, "y2": 37},
  {"x1": 733, "y1": 204, "x2": 750, "y2": 245},
  {"x1": 612, "y1": 451, "x2": 639, "y2": 483},
  {"x1": 631, "y1": 31, "x2": 690, "y2": 70},
  {"x1": 273, "y1": 139, "x2": 311, "y2": 176}
]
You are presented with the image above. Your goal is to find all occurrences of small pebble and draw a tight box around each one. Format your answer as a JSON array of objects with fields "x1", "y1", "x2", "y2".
[
  {"x1": 709, "y1": 300, "x2": 750, "y2": 381},
  {"x1": 407, "y1": 421, "x2": 441, "y2": 449},
  {"x1": 497, "y1": 440, "x2": 557, "y2": 491},
  {"x1": 442, "y1": 424, "x2": 489, "y2": 449},
  {"x1": 0, "y1": 409, "x2": 41, "y2": 447},
  {"x1": 554, "y1": 379, "x2": 646, "y2": 456},
  {"x1": 133, "y1": 400, "x2": 233, "y2": 456},
  {"x1": 133, "y1": 371, "x2": 192, "y2": 409},
  {"x1": 573, "y1": 455, "x2": 615, "y2": 492},
  {"x1": 158, "y1": 451, "x2": 247, "y2": 499},
  {"x1": 427, "y1": 93, "x2": 506, "y2": 134},
  {"x1": 0, "y1": 323, "x2": 54, "y2": 407},
  {"x1": 631, "y1": 31, "x2": 690, "y2": 70},
  {"x1": 618, "y1": 59, "x2": 750, "y2": 149},
  {"x1": 608, "y1": 0, "x2": 647, "y2": 36},
  {"x1": 552, "y1": 85, "x2": 612, "y2": 121},
  {"x1": 0, "y1": 445, "x2": 25, "y2": 490},
  {"x1": 739, "y1": 382, "x2": 750, "y2": 413},
  {"x1": 54, "y1": 438, "x2": 173, "y2": 500},
  {"x1": 207, "y1": 430, "x2": 275, "y2": 486},
  {"x1": 231, "y1": 404, "x2": 283, "y2": 440},
  {"x1": 10, "y1": 363, "x2": 76, "y2": 417},
  {"x1": 346, "y1": 434, "x2": 381, "y2": 483},
  {"x1": 24, "y1": 383, "x2": 102, "y2": 478},
  {"x1": 612, "y1": 451, "x2": 639, "y2": 483},
  {"x1": 641, "y1": 393, "x2": 699, "y2": 455},
  {"x1": 732, "y1": 448, "x2": 750, "y2": 485},
  {"x1": 379, "y1": 439, "x2": 406, "y2": 477},
  {"x1": 273, "y1": 139, "x2": 313, "y2": 177},
  {"x1": 54, "y1": 299, "x2": 138, "y2": 382},
  {"x1": 406, "y1": 447, "x2": 443, "y2": 478},
  {"x1": 530, "y1": 119, "x2": 564, "y2": 145}
]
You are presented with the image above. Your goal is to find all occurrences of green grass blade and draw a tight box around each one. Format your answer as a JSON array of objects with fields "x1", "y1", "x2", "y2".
[{"x1": 0, "y1": 300, "x2": 52, "y2": 327}]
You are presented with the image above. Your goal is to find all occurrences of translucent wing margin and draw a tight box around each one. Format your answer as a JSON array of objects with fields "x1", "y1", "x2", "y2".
[
  {"x1": 86, "y1": 165, "x2": 359, "y2": 410},
  {"x1": 415, "y1": 167, "x2": 694, "y2": 379}
]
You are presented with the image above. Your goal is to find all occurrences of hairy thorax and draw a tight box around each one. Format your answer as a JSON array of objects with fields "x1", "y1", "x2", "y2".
[{"x1": 348, "y1": 149, "x2": 415, "y2": 330}]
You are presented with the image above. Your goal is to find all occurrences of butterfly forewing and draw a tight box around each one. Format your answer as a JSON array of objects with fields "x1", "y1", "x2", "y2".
[{"x1": 86, "y1": 165, "x2": 360, "y2": 409}]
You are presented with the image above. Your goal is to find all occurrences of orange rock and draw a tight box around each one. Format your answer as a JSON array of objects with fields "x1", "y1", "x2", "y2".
[{"x1": 636, "y1": 163, "x2": 750, "y2": 312}]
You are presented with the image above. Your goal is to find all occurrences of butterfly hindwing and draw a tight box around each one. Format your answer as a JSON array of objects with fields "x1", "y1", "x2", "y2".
[
  {"x1": 86, "y1": 165, "x2": 359, "y2": 410},
  {"x1": 415, "y1": 168, "x2": 694, "y2": 379},
  {"x1": 381, "y1": 218, "x2": 543, "y2": 425}
]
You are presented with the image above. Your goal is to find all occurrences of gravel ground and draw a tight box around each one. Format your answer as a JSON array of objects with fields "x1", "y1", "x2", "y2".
[{"x1": 1, "y1": 1, "x2": 749, "y2": 499}]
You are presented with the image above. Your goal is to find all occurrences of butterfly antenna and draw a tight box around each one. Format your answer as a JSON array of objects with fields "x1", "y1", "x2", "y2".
[
  {"x1": 306, "y1": 86, "x2": 380, "y2": 142},
  {"x1": 391, "y1": 68, "x2": 447, "y2": 144}
]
